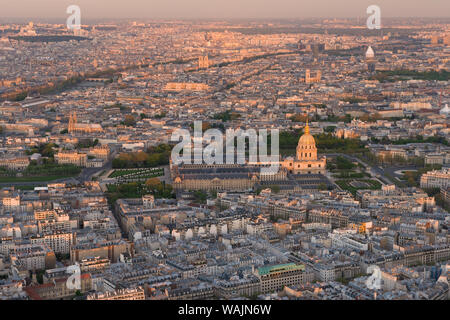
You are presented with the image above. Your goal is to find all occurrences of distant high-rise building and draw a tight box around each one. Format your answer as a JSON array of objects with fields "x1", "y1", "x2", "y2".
[
  {"x1": 311, "y1": 43, "x2": 325, "y2": 62},
  {"x1": 430, "y1": 34, "x2": 449, "y2": 45},
  {"x1": 205, "y1": 32, "x2": 212, "y2": 41},
  {"x1": 444, "y1": 35, "x2": 450, "y2": 45},
  {"x1": 431, "y1": 35, "x2": 440, "y2": 45},
  {"x1": 312, "y1": 44, "x2": 319, "y2": 61}
]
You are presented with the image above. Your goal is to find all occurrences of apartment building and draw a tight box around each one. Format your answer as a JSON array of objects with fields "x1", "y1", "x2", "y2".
[
  {"x1": 87, "y1": 287, "x2": 145, "y2": 300},
  {"x1": 10, "y1": 244, "x2": 56, "y2": 270},
  {"x1": 54, "y1": 151, "x2": 87, "y2": 167},
  {"x1": 214, "y1": 275, "x2": 261, "y2": 299},
  {"x1": 25, "y1": 273, "x2": 91, "y2": 300},
  {"x1": 31, "y1": 232, "x2": 75, "y2": 254},
  {"x1": 420, "y1": 168, "x2": 450, "y2": 189},
  {"x1": 1, "y1": 194, "x2": 20, "y2": 211},
  {"x1": 0, "y1": 156, "x2": 30, "y2": 170},
  {"x1": 255, "y1": 263, "x2": 314, "y2": 294},
  {"x1": 70, "y1": 240, "x2": 134, "y2": 263},
  {"x1": 308, "y1": 209, "x2": 348, "y2": 229}
]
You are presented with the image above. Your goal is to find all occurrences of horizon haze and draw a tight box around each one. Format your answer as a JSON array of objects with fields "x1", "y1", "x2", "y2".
[{"x1": 0, "y1": 0, "x2": 449, "y2": 21}]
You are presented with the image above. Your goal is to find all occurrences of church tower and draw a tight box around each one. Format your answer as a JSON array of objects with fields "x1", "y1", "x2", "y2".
[
  {"x1": 198, "y1": 55, "x2": 209, "y2": 69},
  {"x1": 68, "y1": 111, "x2": 77, "y2": 133},
  {"x1": 68, "y1": 113, "x2": 73, "y2": 133}
]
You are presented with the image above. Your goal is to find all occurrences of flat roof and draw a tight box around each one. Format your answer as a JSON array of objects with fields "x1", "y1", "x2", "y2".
[{"x1": 258, "y1": 263, "x2": 305, "y2": 276}]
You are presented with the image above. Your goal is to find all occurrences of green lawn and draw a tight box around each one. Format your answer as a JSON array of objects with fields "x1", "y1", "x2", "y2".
[
  {"x1": 109, "y1": 169, "x2": 145, "y2": 178},
  {"x1": 335, "y1": 179, "x2": 381, "y2": 196},
  {"x1": 0, "y1": 174, "x2": 77, "y2": 183},
  {"x1": 0, "y1": 163, "x2": 81, "y2": 183},
  {"x1": 13, "y1": 185, "x2": 41, "y2": 190},
  {"x1": 109, "y1": 168, "x2": 164, "y2": 179}
]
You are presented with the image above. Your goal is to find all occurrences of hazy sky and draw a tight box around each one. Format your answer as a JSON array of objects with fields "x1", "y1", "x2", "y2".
[{"x1": 0, "y1": 0, "x2": 449, "y2": 20}]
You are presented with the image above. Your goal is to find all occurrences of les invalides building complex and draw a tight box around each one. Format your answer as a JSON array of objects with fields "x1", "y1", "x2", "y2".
[{"x1": 171, "y1": 122, "x2": 329, "y2": 192}]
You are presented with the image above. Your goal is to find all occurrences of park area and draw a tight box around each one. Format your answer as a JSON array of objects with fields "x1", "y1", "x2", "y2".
[
  {"x1": 328, "y1": 156, "x2": 382, "y2": 195},
  {"x1": 108, "y1": 167, "x2": 164, "y2": 182}
]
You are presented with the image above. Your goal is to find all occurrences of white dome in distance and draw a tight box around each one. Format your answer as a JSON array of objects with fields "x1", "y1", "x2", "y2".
[{"x1": 366, "y1": 46, "x2": 375, "y2": 59}]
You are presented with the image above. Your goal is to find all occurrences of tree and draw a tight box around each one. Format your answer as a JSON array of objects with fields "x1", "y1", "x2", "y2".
[
  {"x1": 194, "y1": 190, "x2": 207, "y2": 204},
  {"x1": 145, "y1": 177, "x2": 162, "y2": 189},
  {"x1": 270, "y1": 185, "x2": 281, "y2": 193},
  {"x1": 336, "y1": 156, "x2": 355, "y2": 170},
  {"x1": 135, "y1": 151, "x2": 148, "y2": 163},
  {"x1": 146, "y1": 153, "x2": 160, "y2": 167},
  {"x1": 35, "y1": 270, "x2": 45, "y2": 284},
  {"x1": 324, "y1": 126, "x2": 336, "y2": 133},
  {"x1": 318, "y1": 183, "x2": 327, "y2": 191},
  {"x1": 124, "y1": 115, "x2": 136, "y2": 127},
  {"x1": 39, "y1": 143, "x2": 57, "y2": 158},
  {"x1": 289, "y1": 114, "x2": 308, "y2": 123},
  {"x1": 14, "y1": 92, "x2": 28, "y2": 101},
  {"x1": 154, "y1": 112, "x2": 166, "y2": 119}
]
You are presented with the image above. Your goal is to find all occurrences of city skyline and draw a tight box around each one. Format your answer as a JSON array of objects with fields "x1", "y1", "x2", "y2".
[
  {"x1": 0, "y1": 1, "x2": 449, "y2": 305},
  {"x1": 1, "y1": 0, "x2": 450, "y2": 20}
]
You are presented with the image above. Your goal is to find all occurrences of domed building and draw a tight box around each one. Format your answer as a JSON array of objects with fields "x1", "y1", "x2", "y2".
[
  {"x1": 281, "y1": 121, "x2": 326, "y2": 174},
  {"x1": 440, "y1": 104, "x2": 450, "y2": 116},
  {"x1": 365, "y1": 46, "x2": 375, "y2": 60},
  {"x1": 171, "y1": 120, "x2": 330, "y2": 192},
  {"x1": 365, "y1": 46, "x2": 376, "y2": 73}
]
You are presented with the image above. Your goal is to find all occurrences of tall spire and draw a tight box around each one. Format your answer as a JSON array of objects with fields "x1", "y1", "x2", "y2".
[
  {"x1": 68, "y1": 111, "x2": 77, "y2": 133},
  {"x1": 305, "y1": 116, "x2": 310, "y2": 135},
  {"x1": 68, "y1": 113, "x2": 73, "y2": 133}
]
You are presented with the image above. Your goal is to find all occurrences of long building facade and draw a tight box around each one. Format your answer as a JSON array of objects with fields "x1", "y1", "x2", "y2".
[{"x1": 171, "y1": 122, "x2": 327, "y2": 192}]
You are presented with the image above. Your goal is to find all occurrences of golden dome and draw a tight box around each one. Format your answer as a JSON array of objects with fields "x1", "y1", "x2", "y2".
[
  {"x1": 297, "y1": 122, "x2": 316, "y2": 149},
  {"x1": 298, "y1": 133, "x2": 316, "y2": 148},
  {"x1": 296, "y1": 120, "x2": 318, "y2": 161}
]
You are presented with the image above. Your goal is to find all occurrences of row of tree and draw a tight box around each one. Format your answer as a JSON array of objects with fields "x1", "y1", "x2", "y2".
[{"x1": 112, "y1": 144, "x2": 172, "y2": 169}]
